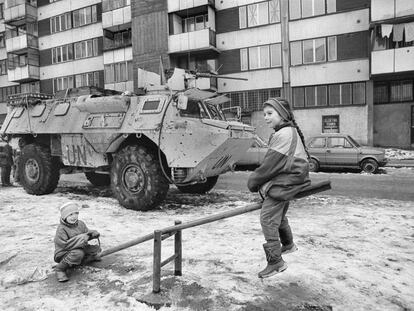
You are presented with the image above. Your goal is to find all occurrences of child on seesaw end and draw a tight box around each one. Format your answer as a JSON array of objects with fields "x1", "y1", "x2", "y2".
[
  {"x1": 248, "y1": 98, "x2": 310, "y2": 279},
  {"x1": 54, "y1": 202, "x2": 101, "y2": 282}
]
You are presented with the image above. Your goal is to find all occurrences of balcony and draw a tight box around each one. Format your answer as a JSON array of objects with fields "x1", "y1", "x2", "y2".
[
  {"x1": 371, "y1": 47, "x2": 414, "y2": 75},
  {"x1": 168, "y1": 0, "x2": 215, "y2": 13},
  {"x1": 4, "y1": 0, "x2": 37, "y2": 26},
  {"x1": 371, "y1": 0, "x2": 414, "y2": 23},
  {"x1": 8, "y1": 64, "x2": 39, "y2": 82},
  {"x1": 5, "y1": 34, "x2": 38, "y2": 54},
  {"x1": 102, "y1": 5, "x2": 131, "y2": 31},
  {"x1": 168, "y1": 28, "x2": 219, "y2": 57}
]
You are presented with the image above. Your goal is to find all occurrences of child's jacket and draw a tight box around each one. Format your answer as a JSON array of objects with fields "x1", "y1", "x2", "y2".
[
  {"x1": 247, "y1": 124, "x2": 310, "y2": 200},
  {"x1": 54, "y1": 219, "x2": 89, "y2": 262}
]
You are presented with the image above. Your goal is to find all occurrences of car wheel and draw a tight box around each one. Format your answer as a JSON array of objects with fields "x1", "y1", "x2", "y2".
[
  {"x1": 309, "y1": 158, "x2": 319, "y2": 172},
  {"x1": 360, "y1": 159, "x2": 379, "y2": 174}
]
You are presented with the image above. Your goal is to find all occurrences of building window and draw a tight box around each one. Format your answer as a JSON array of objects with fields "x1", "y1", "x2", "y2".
[
  {"x1": 224, "y1": 88, "x2": 281, "y2": 112},
  {"x1": 302, "y1": 0, "x2": 325, "y2": 18},
  {"x1": 74, "y1": 38, "x2": 99, "y2": 59},
  {"x1": 240, "y1": 0, "x2": 280, "y2": 29},
  {"x1": 50, "y1": 13, "x2": 72, "y2": 34},
  {"x1": 103, "y1": 29, "x2": 131, "y2": 50},
  {"x1": 0, "y1": 60, "x2": 7, "y2": 75},
  {"x1": 289, "y1": 0, "x2": 333, "y2": 19},
  {"x1": 327, "y1": 36, "x2": 337, "y2": 61},
  {"x1": 183, "y1": 14, "x2": 208, "y2": 33},
  {"x1": 51, "y1": 44, "x2": 74, "y2": 64},
  {"x1": 239, "y1": 6, "x2": 247, "y2": 29},
  {"x1": 53, "y1": 76, "x2": 74, "y2": 93},
  {"x1": 390, "y1": 80, "x2": 413, "y2": 102},
  {"x1": 293, "y1": 82, "x2": 366, "y2": 108},
  {"x1": 241, "y1": 44, "x2": 282, "y2": 71},
  {"x1": 0, "y1": 85, "x2": 21, "y2": 103},
  {"x1": 75, "y1": 71, "x2": 100, "y2": 88},
  {"x1": 104, "y1": 61, "x2": 133, "y2": 84},
  {"x1": 240, "y1": 49, "x2": 248, "y2": 71},
  {"x1": 73, "y1": 5, "x2": 98, "y2": 28},
  {"x1": 374, "y1": 80, "x2": 414, "y2": 104},
  {"x1": 303, "y1": 38, "x2": 326, "y2": 64},
  {"x1": 0, "y1": 3, "x2": 4, "y2": 19}
]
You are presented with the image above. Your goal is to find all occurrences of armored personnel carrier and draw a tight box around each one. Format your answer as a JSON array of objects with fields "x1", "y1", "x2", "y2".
[{"x1": 0, "y1": 78, "x2": 255, "y2": 211}]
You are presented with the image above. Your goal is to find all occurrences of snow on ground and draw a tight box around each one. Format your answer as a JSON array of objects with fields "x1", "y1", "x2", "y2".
[
  {"x1": 385, "y1": 148, "x2": 414, "y2": 160},
  {"x1": 0, "y1": 183, "x2": 413, "y2": 311}
]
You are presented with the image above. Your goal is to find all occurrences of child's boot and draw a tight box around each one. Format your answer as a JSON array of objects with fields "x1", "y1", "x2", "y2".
[
  {"x1": 258, "y1": 242, "x2": 287, "y2": 278},
  {"x1": 55, "y1": 262, "x2": 69, "y2": 282},
  {"x1": 281, "y1": 243, "x2": 298, "y2": 255}
]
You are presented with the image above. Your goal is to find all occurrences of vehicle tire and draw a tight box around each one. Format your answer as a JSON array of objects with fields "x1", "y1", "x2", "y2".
[
  {"x1": 360, "y1": 159, "x2": 379, "y2": 174},
  {"x1": 309, "y1": 158, "x2": 319, "y2": 172},
  {"x1": 85, "y1": 171, "x2": 110, "y2": 186},
  {"x1": 111, "y1": 145, "x2": 169, "y2": 211},
  {"x1": 19, "y1": 143, "x2": 60, "y2": 195},
  {"x1": 177, "y1": 176, "x2": 219, "y2": 194}
]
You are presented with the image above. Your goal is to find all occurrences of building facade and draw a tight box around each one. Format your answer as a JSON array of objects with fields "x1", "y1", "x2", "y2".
[{"x1": 0, "y1": 0, "x2": 413, "y2": 148}]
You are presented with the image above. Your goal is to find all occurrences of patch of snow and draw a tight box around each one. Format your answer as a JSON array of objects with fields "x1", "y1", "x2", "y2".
[{"x1": 385, "y1": 148, "x2": 414, "y2": 160}]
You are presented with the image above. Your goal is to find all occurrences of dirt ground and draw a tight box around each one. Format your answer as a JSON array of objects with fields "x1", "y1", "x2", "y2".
[{"x1": 0, "y1": 180, "x2": 413, "y2": 311}]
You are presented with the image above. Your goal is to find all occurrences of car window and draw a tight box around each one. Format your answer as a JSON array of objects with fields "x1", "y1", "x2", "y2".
[
  {"x1": 309, "y1": 137, "x2": 326, "y2": 148},
  {"x1": 328, "y1": 137, "x2": 353, "y2": 148}
]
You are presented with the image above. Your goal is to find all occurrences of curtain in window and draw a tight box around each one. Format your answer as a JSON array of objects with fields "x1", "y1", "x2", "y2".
[
  {"x1": 329, "y1": 84, "x2": 340, "y2": 106},
  {"x1": 314, "y1": 38, "x2": 326, "y2": 62},
  {"x1": 390, "y1": 80, "x2": 413, "y2": 102},
  {"x1": 249, "y1": 47, "x2": 259, "y2": 69},
  {"x1": 247, "y1": 4, "x2": 258, "y2": 27},
  {"x1": 269, "y1": 0, "x2": 280, "y2": 23},
  {"x1": 270, "y1": 44, "x2": 281, "y2": 67},
  {"x1": 240, "y1": 49, "x2": 248, "y2": 70},
  {"x1": 303, "y1": 39, "x2": 314, "y2": 63},
  {"x1": 316, "y1": 86, "x2": 327, "y2": 106},
  {"x1": 373, "y1": 83, "x2": 388, "y2": 104},
  {"x1": 259, "y1": 45, "x2": 270, "y2": 68}
]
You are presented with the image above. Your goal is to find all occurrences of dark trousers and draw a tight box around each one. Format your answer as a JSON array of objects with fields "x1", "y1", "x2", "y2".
[
  {"x1": 260, "y1": 197, "x2": 293, "y2": 245},
  {"x1": 1, "y1": 165, "x2": 11, "y2": 185},
  {"x1": 59, "y1": 244, "x2": 101, "y2": 266}
]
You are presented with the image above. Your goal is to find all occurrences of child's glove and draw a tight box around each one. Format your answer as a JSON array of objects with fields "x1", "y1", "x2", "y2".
[{"x1": 87, "y1": 230, "x2": 100, "y2": 240}]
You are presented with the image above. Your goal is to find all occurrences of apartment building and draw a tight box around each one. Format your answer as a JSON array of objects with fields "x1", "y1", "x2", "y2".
[
  {"x1": 0, "y1": 0, "x2": 413, "y2": 148},
  {"x1": 370, "y1": 0, "x2": 414, "y2": 148}
]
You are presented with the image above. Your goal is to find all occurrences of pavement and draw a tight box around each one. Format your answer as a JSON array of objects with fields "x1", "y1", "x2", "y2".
[{"x1": 386, "y1": 159, "x2": 414, "y2": 167}]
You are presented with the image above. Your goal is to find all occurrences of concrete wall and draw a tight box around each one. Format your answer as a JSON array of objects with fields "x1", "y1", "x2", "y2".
[
  {"x1": 374, "y1": 103, "x2": 413, "y2": 149},
  {"x1": 251, "y1": 105, "x2": 370, "y2": 145}
]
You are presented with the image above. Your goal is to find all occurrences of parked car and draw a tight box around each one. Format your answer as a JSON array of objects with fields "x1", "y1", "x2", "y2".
[
  {"x1": 307, "y1": 133, "x2": 387, "y2": 173},
  {"x1": 235, "y1": 135, "x2": 268, "y2": 170}
]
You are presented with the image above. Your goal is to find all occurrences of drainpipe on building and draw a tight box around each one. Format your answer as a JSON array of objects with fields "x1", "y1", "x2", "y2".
[{"x1": 280, "y1": 0, "x2": 291, "y2": 102}]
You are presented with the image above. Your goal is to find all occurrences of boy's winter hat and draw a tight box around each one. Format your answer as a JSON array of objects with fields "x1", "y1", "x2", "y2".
[
  {"x1": 60, "y1": 202, "x2": 79, "y2": 220},
  {"x1": 263, "y1": 98, "x2": 291, "y2": 121}
]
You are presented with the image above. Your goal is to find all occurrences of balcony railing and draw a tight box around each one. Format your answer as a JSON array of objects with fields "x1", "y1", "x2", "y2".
[
  {"x1": 7, "y1": 64, "x2": 39, "y2": 82},
  {"x1": 371, "y1": 46, "x2": 414, "y2": 75},
  {"x1": 102, "y1": 5, "x2": 131, "y2": 29},
  {"x1": 4, "y1": 0, "x2": 37, "y2": 26},
  {"x1": 5, "y1": 34, "x2": 38, "y2": 53},
  {"x1": 168, "y1": 0, "x2": 215, "y2": 13},
  {"x1": 371, "y1": 0, "x2": 414, "y2": 22},
  {"x1": 169, "y1": 28, "x2": 217, "y2": 54}
]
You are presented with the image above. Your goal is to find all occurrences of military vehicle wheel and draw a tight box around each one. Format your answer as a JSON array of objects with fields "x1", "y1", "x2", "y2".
[
  {"x1": 85, "y1": 172, "x2": 110, "y2": 186},
  {"x1": 19, "y1": 143, "x2": 60, "y2": 195},
  {"x1": 111, "y1": 145, "x2": 169, "y2": 211},
  {"x1": 177, "y1": 176, "x2": 219, "y2": 194},
  {"x1": 360, "y1": 159, "x2": 378, "y2": 174},
  {"x1": 309, "y1": 158, "x2": 319, "y2": 172}
]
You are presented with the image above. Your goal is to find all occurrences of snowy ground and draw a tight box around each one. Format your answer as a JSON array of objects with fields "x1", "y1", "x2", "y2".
[
  {"x1": 1, "y1": 179, "x2": 413, "y2": 311},
  {"x1": 385, "y1": 148, "x2": 414, "y2": 160}
]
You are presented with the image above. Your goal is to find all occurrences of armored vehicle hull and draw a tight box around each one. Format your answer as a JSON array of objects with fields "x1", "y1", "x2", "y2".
[{"x1": 1, "y1": 88, "x2": 255, "y2": 210}]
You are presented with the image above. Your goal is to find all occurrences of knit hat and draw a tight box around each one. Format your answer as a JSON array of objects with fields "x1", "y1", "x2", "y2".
[
  {"x1": 263, "y1": 98, "x2": 292, "y2": 121},
  {"x1": 60, "y1": 202, "x2": 80, "y2": 220}
]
